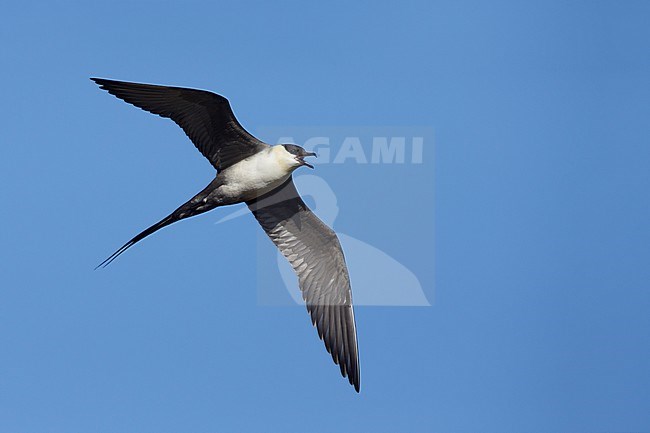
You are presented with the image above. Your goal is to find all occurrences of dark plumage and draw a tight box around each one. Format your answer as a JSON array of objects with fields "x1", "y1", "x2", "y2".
[{"x1": 93, "y1": 78, "x2": 360, "y2": 392}]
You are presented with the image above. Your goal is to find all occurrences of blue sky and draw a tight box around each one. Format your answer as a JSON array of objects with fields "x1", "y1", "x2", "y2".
[{"x1": 1, "y1": 1, "x2": 649, "y2": 432}]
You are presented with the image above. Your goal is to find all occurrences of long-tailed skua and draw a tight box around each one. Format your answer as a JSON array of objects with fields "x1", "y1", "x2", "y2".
[{"x1": 91, "y1": 78, "x2": 360, "y2": 392}]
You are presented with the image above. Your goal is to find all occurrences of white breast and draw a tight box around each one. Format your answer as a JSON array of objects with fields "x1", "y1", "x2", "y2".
[{"x1": 219, "y1": 146, "x2": 298, "y2": 200}]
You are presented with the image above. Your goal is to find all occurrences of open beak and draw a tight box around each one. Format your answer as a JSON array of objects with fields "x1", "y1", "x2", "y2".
[{"x1": 300, "y1": 152, "x2": 317, "y2": 169}]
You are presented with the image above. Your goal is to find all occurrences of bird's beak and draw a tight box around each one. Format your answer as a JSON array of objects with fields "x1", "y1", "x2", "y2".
[{"x1": 301, "y1": 152, "x2": 317, "y2": 169}]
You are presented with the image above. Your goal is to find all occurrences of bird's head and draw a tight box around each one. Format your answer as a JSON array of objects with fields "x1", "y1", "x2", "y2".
[{"x1": 281, "y1": 144, "x2": 317, "y2": 169}]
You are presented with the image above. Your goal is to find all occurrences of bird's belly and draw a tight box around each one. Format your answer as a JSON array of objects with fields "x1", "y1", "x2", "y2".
[
  {"x1": 222, "y1": 172, "x2": 290, "y2": 200},
  {"x1": 219, "y1": 157, "x2": 291, "y2": 201}
]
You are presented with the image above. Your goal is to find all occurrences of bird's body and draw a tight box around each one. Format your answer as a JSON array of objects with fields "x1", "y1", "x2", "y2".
[
  {"x1": 92, "y1": 78, "x2": 360, "y2": 392},
  {"x1": 219, "y1": 146, "x2": 297, "y2": 201}
]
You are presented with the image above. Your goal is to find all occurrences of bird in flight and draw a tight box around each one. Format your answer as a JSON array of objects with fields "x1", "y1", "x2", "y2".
[{"x1": 91, "y1": 78, "x2": 360, "y2": 392}]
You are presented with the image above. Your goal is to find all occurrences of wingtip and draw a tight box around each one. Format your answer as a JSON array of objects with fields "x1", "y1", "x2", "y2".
[
  {"x1": 90, "y1": 77, "x2": 108, "y2": 90},
  {"x1": 352, "y1": 371, "x2": 360, "y2": 393},
  {"x1": 90, "y1": 77, "x2": 114, "y2": 89}
]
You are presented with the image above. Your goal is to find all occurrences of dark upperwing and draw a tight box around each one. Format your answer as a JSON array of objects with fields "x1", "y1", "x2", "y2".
[{"x1": 91, "y1": 78, "x2": 269, "y2": 171}]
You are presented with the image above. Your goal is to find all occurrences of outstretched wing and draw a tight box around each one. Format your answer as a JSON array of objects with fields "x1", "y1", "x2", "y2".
[
  {"x1": 247, "y1": 178, "x2": 360, "y2": 392},
  {"x1": 91, "y1": 78, "x2": 268, "y2": 171}
]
